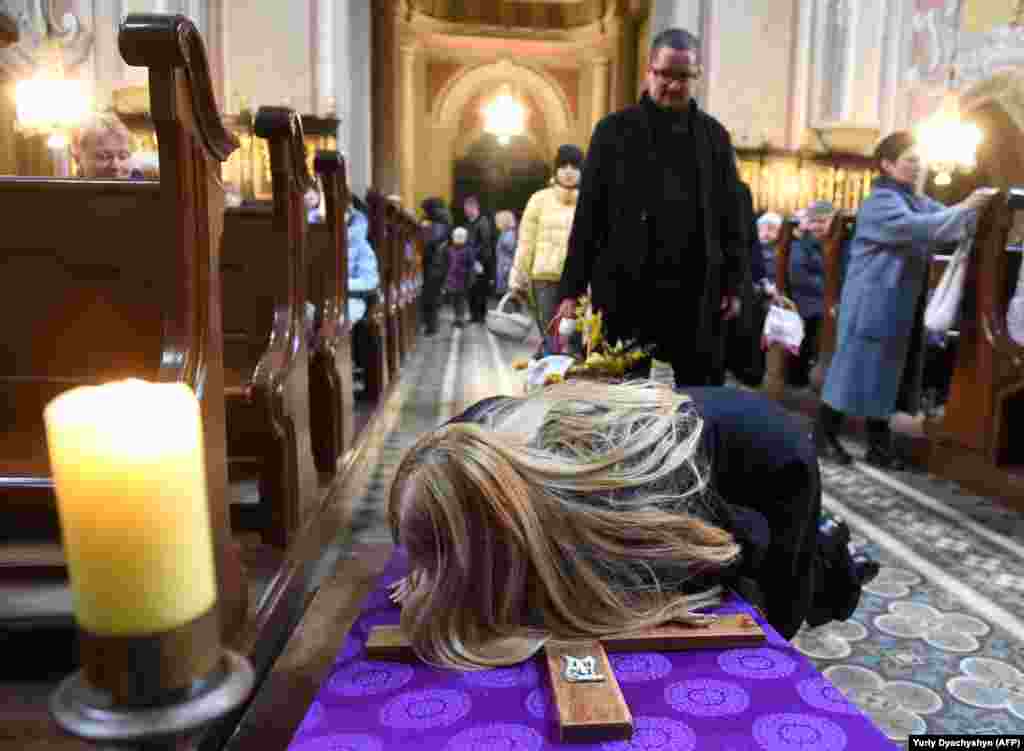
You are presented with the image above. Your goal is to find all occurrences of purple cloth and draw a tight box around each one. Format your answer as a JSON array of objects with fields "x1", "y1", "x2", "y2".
[{"x1": 288, "y1": 549, "x2": 893, "y2": 751}]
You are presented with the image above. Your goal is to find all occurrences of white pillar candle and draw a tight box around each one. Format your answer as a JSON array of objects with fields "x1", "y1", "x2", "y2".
[{"x1": 43, "y1": 379, "x2": 217, "y2": 636}]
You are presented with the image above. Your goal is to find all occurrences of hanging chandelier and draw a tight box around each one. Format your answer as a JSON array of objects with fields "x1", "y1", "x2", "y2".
[
  {"x1": 481, "y1": 86, "x2": 526, "y2": 146},
  {"x1": 7, "y1": 2, "x2": 93, "y2": 137},
  {"x1": 914, "y1": 0, "x2": 982, "y2": 186}
]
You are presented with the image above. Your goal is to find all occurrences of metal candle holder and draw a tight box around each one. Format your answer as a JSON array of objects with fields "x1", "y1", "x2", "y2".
[{"x1": 50, "y1": 649, "x2": 254, "y2": 750}]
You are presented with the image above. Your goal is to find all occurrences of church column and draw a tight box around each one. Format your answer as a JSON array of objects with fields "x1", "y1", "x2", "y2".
[
  {"x1": 332, "y1": 0, "x2": 372, "y2": 198},
  {"x1": 207, "y1": 0, "x2": 229, "y2": 110},
  {"x1": 90, "y1": 0, "x2": 121, "y2": 109},
  {"x1": 590, "y1": 56, "x2": 610, "y2": 132},
  {"x1": 398, "y1": 42, "x2": 417, "y2": 210},
  {"x1": 348, "y1": 0, "x2": 372, "y2": 197},
  {"x1": 311, "y1": 0, "x2": 333, "y2": 115},
  {"x1": 878, "y1": 0, "x2": 910, "y2": 136},
  {"x1": 649, "y1": 0, "x2": 702, "y2": 38},
  {"x1": 786, "y1": 0, "x2": 815, "y2": 150},
  {"x1": 645, "y1": 0, "x2": 710, "y2": 109}
]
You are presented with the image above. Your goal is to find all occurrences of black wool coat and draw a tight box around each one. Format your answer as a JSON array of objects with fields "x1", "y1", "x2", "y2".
[{"x1": 558, "y1": 94, "x2": 749, "y2": 373}]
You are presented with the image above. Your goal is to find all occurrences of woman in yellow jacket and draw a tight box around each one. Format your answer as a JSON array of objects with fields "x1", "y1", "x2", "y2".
[{"x1": 508, "y1": 144, "x2": 584, "y2": 357}]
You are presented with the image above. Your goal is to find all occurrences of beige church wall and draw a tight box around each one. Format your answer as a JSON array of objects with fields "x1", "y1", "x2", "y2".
[
  {"x1": 636, "y1": 9, "x2": 650, "y2": 98},
  {"x1": 703, "y1": 0, "x2": 795, "y2": 150},
  {"x1": 226, "y1": 0, "x2": 311, "y2": 113}
]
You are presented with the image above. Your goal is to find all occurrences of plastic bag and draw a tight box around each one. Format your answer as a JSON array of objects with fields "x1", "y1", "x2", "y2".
[
  {"x1": 1008, "y1": 257, "x2": 1024, "y2": 346},
  {"x1": 762, "y1": 304, "x2": 805, "y2": 355},
  {"x1": 924, "y1": 229, "x2": 974, "y2": 335}
]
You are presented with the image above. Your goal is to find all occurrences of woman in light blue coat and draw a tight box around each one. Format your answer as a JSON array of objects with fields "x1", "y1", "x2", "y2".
[
  {"x1": 347, "y1": 205, "x2": 380, "y2": 324},
  {"x1": 816, "y1": 131, "x2": 998, "y2": 468}
]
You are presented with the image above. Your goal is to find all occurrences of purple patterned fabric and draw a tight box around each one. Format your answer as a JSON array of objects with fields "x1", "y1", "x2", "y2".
[{"x1": 289, "y1": 549, "x2": 893, "y2": 750}]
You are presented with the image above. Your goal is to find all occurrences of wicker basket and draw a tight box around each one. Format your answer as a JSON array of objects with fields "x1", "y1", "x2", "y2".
[
  {"x1": 762, "y1": 296, "x2": 799, "y2": 400},
  {"x1": 487, "y1": 293, "x2": 534, "y2": 341}
]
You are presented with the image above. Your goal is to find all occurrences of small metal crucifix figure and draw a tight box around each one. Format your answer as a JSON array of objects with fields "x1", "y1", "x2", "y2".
[{"x1": 562, "y1": 653, "x2": 606, "y2": 683}]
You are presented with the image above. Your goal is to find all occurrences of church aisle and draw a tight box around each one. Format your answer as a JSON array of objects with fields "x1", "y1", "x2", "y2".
[{"x1": 336, "y1": 315, "x2": 1024, "y2": 744}]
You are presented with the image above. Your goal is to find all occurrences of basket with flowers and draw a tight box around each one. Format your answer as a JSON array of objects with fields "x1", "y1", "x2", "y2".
[{"x1": 512, "y1": 293, "x2": 654, "y2": 389}]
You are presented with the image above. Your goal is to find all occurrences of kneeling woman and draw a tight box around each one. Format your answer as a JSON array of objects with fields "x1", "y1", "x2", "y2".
[{"x1": 387, "y1": 380, "x2": 876, "y2": 670}]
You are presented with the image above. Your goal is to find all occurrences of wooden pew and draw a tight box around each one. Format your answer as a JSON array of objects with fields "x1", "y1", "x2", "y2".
[
  {"x1": 307, "y1": 151, "x2": 356, "y2": 471},
  {"x1": 921, "y1": 189, "x2": 1024, "y2": 505},
  {"x1": 366, "y1": 189, "x2": 400, "y2": 382},
  {"x1": 0, "y1": 16, "x2": 419, "y2": 751},
  {"x1": 810, "y1": 212, "x2": 856, "y2": 391},
  {"x1": 221, "y1": 106, "x2": 319, "y2": 549},
  {"x1": 391, "y1": 204, "x2": 422, "y2": 360},
  {"x1": 384, "y1": 199, "x2": 408, "y2": 367},
  {"x1": 762, "y1": 218, "x2": 797, "y2": 398},
  {"x1": 0, "y1": 12, "x2": 247, "y2": 640}
]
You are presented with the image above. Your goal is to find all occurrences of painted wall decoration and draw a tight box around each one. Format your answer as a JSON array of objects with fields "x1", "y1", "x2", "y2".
[{"x1": 908, "y1": 0, "x2": 1024, "y2": 87}]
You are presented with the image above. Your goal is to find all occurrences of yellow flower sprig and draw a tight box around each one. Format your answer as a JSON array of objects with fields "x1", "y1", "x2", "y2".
[
  {"x1": 561, "y1": 292, "x2": 653, "y2": 380},
  {"x1": 511, "y1": 292, "x2": 652, "y2": 386}
]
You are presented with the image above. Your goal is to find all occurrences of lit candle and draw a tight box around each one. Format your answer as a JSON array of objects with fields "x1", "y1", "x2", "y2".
[{"x1": 44, "y1": 379, "x2": 217, "y2": 636}]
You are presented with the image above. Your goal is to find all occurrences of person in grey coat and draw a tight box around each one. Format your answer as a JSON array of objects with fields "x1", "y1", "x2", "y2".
[{"x1": 815, "y1": 131, "x2": 999, "y2": 468}]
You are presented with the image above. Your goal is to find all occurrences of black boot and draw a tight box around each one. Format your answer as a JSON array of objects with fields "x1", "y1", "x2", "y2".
[
  {"x1": 865, "y1": 419, "x2": 906, "y2": 471},
  {"x1": 851, "y1": 553, "x2": 881, "y2": 586},
  {"x1": 814, "y1": 405, "x2": 853, "y2": 465}
]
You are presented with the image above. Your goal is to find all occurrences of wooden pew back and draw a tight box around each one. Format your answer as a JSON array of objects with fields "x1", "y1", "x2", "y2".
[
  {"x1": 933, "y1": 189, "x2": 1024, "y2": 468},
  {"x1": 367, "y1": 190, "x2": 402, "y2": 375},
  {"x1": 220, "y1": 106, "x2": 319, "y2": 548},
  {"x1": 762, "y1": 220, "x2": 797, "y2": 398},
  {"x1": 810, "y1": 212, "x2": 856, "y2": 390},
  {"x1": 0, "y1": 12, "x2": 246, "y2": 637},
  {"x1": 308, "y1": 150, "x2": 355, "y2": 468}
]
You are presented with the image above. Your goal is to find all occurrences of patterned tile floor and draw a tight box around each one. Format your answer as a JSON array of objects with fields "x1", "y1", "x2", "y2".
[{"x1": 346, "y1": 311, "x2": 1024, "y2": 744}]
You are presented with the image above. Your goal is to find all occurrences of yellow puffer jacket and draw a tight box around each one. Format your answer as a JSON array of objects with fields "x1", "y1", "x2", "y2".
[{"x1": 509, "y1": 183, "x2": 578, "y2": 288}]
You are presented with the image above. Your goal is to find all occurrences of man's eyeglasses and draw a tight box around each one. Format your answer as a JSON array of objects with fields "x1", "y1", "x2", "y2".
[{"x1": 649, "y1": 65, "x2": 703, "y2": 84}]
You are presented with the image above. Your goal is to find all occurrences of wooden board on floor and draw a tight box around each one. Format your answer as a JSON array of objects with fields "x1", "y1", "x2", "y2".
[
  {"x1": 602, "y1": 614, "x2": 765, "y2": 652},
  {"x1": 366, "y1": 614, "x2": 764, "y2": 663},
  {"x1": 544, "y1": 640, "x2": 632, "y2": 744},
  {"x1": 365, "y1": 623, "x2": 416, "y2": 662}
]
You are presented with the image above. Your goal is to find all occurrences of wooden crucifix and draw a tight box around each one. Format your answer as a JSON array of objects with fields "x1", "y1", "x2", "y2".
[{"x1": 365, "y1": 614, "x2": 765, "y2": 744}]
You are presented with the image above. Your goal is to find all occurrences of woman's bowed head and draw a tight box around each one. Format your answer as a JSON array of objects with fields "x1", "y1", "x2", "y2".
[{"x1": 386, "y1": 379, "x2": 742, "y2": 671}]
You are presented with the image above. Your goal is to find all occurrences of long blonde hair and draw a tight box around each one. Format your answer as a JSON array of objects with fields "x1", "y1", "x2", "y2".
[{"x1": 387, "y1": 379, "x2": 741, "y2": 670}]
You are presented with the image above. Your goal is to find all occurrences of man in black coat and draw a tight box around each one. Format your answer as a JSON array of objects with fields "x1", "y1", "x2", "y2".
[
  {"x1": 464, "y1": 195, "x2": 495, "y2": 323},
  {"x1": 420, "y1": 197, "x2": 453, "y2": 335},
  {"x1": 553, "y1": 28, "x2": 748, "y2": 387}
]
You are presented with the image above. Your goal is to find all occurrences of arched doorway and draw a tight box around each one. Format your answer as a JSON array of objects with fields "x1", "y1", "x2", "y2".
[
  {"x1": 429, "y1": 59, "x2": 577, "y2": 215},
  {"x1": 452, "y1": 132, "x2": 549, "y2": 226}
]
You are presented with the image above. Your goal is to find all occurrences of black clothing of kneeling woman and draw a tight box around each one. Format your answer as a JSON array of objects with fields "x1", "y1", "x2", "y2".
[{"x1": 447, "y1": 385, "x2": 877, "y2": 641}]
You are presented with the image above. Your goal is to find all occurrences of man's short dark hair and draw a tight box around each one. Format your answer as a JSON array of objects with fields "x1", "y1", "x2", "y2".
[{"x1": 649, "y1": 28, "x2": 700, "y2": 62}]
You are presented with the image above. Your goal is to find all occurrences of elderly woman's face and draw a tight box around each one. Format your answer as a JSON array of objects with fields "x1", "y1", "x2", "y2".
[
  {"x1": 305, "y1": 188, "x2": 320, "y2": 210},
  {"x1": 78, "y1": 131, "x2": 133, "y2": 178},
  {"x1": 806, "y1": 212, "x2": 833, "y2": 241}
]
